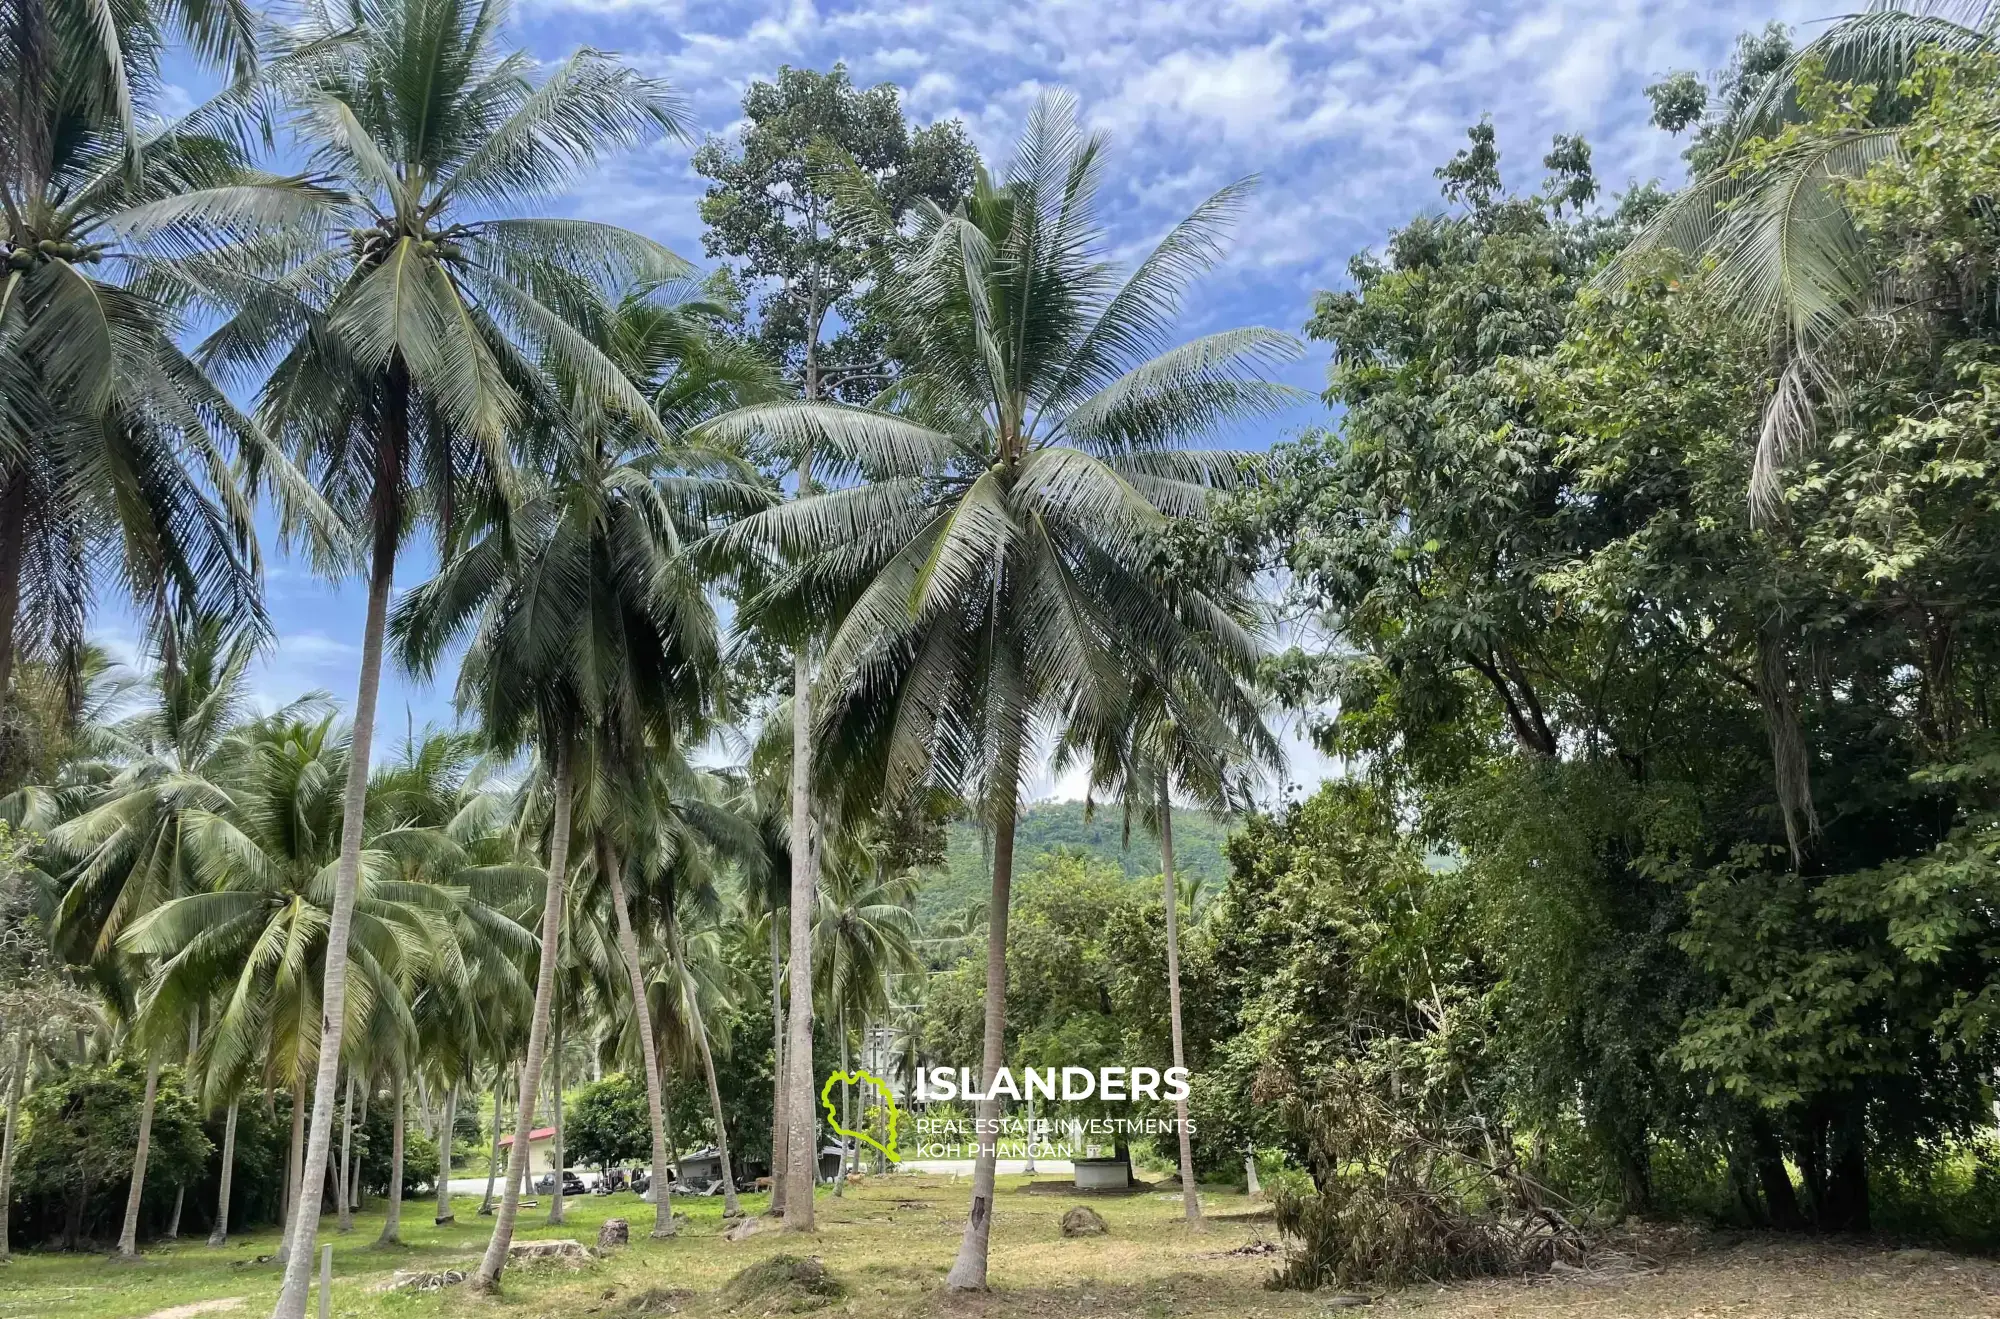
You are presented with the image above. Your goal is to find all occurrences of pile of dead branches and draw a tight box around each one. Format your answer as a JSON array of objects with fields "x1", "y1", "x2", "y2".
[{"x1": 1266, "y1": 1080, "x2": 1588, "y2": 1291}]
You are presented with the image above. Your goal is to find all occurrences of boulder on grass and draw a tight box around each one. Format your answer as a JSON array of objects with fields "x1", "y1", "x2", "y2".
[
  {"x1": 723, "y1": 1215, "x2": 769, "y2": 1243},
  {"x1": 598, "y1": 1217, "x2": 630, "y2": 1249},
  {"x1": 508, "y1": 1238, "x2": 590, "y2": 1262},
  {"x1": 1060, "y1": 1206, "x2": 1109, "y2": 1237}
]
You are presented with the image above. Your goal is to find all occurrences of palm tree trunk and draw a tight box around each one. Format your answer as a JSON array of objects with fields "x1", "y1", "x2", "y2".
[
  {"x1": 350, "y1": 1081, "x2": 368, "y2": 1212},
  {"x1": 0, "y1": 466, "x2": 28, "y2": 706},
  {"x1": 546, "y1": 1003, "x2": 565, "y2": 1226},
  {"x1": 337, "y1": 1069, "x2": 355, "y2": 1232},
  {"x1": 434, "y1": 1084, "x2": 456, "y2": 1225},
  {"x1": 475, "y1": 736, "x2": 575, "y2": 1293},
  {"x1": 117, "y1": 1058, "x2": 162, "y2": 1257},
  {"x1": 272, "y1": 451, "x2": 401, "y2": 1319},
  {"x1": 783, "y1": 639, "x2": 818, "y2": 1231},
  {"x1": 208, "y1": 1100, "x2": 237, "y2": 1246},
  {"x1": 682, "y1": 945, "x2": 743, "y2": 1217},
  {"x1": 600, "y1": 831, "x2": 679, "y2": 1239},
  {"x1": 1159, "y1": 788, "x2": 1203, "y2": 1229},
  {"x1": 279, "y1": 1075, "x2": 305, "y2": 1261},
  {"x1": 0, "y1": 1026, "x2": 28, "y2": 1261},
  {"x1": 945, "y1": 734, "x2": 1022, "y2": 1292},
  {"x1": 834, "y1": 1007, "x2": 849, "y2": 1199},
  {"x1": 167, "y1": 1014, "x2": 194, "y2": 1241},
  {"x1": 767, "y1": 917, "x2": 787, "y2": 1217},
  {"x1": 378, "y1": 1070, "x2": 405, "y2": 1244},
  {"x1": 479, "y1": 1073, "x2": 503, "y2": 1214}
]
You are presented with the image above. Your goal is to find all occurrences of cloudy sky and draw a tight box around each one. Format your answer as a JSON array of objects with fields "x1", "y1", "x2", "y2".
[{"x1": 117, "y1": 0, "x2": 1830, "y2": 795}]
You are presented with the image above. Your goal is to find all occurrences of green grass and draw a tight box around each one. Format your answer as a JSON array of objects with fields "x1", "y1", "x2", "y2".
[{"x1": 2, "y1": 1177, "x2": 1994, "y2": 1319}]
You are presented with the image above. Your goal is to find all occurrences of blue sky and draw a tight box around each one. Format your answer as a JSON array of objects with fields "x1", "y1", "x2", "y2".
[{"x1": 112, "y1": 0, "x2": 1827, "y2": 795}]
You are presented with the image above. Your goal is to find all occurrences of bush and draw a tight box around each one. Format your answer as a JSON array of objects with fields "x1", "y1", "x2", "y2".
[
  {"x1": 12, "y1": 1060, "x2": 212, "y2": 1250},
  {"x1": 357, "y1": 1101, "x2": 440, "y2": 1197}
]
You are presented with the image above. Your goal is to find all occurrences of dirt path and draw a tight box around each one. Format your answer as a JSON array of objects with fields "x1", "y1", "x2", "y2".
[{"x1": 139, "y1": 1299, "x2": 247, "y2": 1319}]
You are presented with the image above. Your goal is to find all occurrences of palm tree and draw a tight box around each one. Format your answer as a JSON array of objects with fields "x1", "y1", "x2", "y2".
[
  {"x1": 200, "y1": 3, "x2": 693, "y2": 1304},
  {"x1": 812, "y1": 848, "x2": 918, "y2": 1194},
  {"x1": 115, "y1": 714, "x2": 457, "y2": 1253},
  {"x1": 392, "y1": 280, "x2": 765, "y2": 1261},
  {"x1": 42, "y1": 619, "x2": 284, "y2": 1257},
  {"x1": 632, "y1": 763, "x2": 769, "y2": 1220},
  {"x1": 702, "y1": 92, "x2": 1296, "y2": 1288},
  {"x1": 1072, "y1": 666, "x2": 1276, "y2": 1227},
  {"x1": 0, "y1": 0, "x2": 326, "y2": 732}
]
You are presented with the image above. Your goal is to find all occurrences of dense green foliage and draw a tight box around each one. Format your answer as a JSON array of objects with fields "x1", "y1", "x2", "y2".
[
  {"x1": 1186, "y1": 44, "x2": 2000, "y2": 1249},
  {"x1": 14, "y1": 1062, "x2": 210, "y2": 1248},
  {"x1": 567, "y1": 1074, "x2": 654, "y2": 1169}
]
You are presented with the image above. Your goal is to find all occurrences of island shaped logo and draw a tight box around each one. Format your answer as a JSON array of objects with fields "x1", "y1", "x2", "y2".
[{"x1": 821, "y1": 1069, "x2": 901, "y2": 1165}]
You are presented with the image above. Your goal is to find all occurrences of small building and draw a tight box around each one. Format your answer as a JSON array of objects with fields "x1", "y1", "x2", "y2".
[
  {"x1": 497, "y1": 1125, "x2": 560, "y2": 1175},
  {"x1": 676, "y1": 1146, "x2": 725, "y2": 1184}
]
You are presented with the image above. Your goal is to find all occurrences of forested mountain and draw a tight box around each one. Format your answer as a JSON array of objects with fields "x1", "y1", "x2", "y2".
[{"x1": 912, "y1": 802, "x2": 1233, "y2": 926}]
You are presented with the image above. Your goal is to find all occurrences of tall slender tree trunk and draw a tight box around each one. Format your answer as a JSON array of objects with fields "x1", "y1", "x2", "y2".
[
  {"x1": 475, "y1": 737, "x2": 575, "y2": 1293},
  {"x1": 0, "y1": 1027, "x2": 28, "y2": 1261},
  {"x1": 945, "y1": 736, "x2": 1022, "y2": 1292},
  {"x1": 117, "y1": 1058, "x2": 162, "y2": 1257},
  {"x1": 378, "y1": 1071, "x2": 405, "y2": 1244},
  {"x1": 337, "y1": 1070, "x2": 355, "y2": 1232},
  {"x1": 434, "y1": 1084, "x2": 456, "y2": 1225},
  {"x1": 272, "y1": 435, "x2": 401, "y2": 1319},
  {"x1": 783, "y1": 636, "x2": 818, "y2": 1231},
  {"x1": 0, "y1": 467, "x2": 28, "y2": 705},
  {"x1": 546, "y1": 1003, "x2": 565, "y2": 1226},
  {"x1": 208, "y1": 1100, "x2": 238, "y2": 1246},
  {"x1": 350, "y1": 1082, "x2": 367, "y2": 1212},
  {"x1": 1159, "y1": 789, "x2": 1204, "y2": 1229},
  {"x1": 834, "y1": 1008, "x2": 850, "y2": 1198},
  {"x1": 168, "y1": 1016, "x2": 199, "y2": 1241},
  {"x1": 601, "y1": 832, "x2": 678, "y2": 1239},
  {"x1": 479, "y1": 1073, "x2": 503, "y2": 1214},
  {"x1": 767, "y1": 918, "x2": 787, "y2": 1217},
  {"x1": 279, "y1": 1075, "x2": 305, "y2": 1261},
  {"x1": 682, "y1": 941, "x2": 742, "y2": 1217}
]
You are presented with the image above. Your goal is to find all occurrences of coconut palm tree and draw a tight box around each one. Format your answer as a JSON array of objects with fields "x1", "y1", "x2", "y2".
[
  {"x1": 701, "y1": 92, "x2": 1296, "y2": 1288},
  {"x1": 41, "y1": 619, "x2": 295, "y2": 1257},
  {"x1": 391, "y1": 281, "x2": 766, "y2": 1262},
  {"x1": 0, "y1": 0, "x2": 326, "y2": 731},
  {"x1": 1070, "y1": 663, "x2": 1276, "y2": 1227},
  {"x1": 114, "y1": 713, "x2": 458, "y2": 1253},
  {"x1": 626, "y1": 760, "x2": 768, "y2": 1220},
  {"x1": 197, "y1": 5, "x2": 692, "y2": 1303},
  {"x1": 812, "y1": 848, "x2": 918, "y2": 1194}
]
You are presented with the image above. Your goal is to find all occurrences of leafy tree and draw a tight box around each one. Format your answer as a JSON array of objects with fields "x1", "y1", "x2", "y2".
[
  {"x1": 566, "y1": 1073, "x2": 652, "y2": 1170},
  {"x1": 16, "y1": 1061, "x2": 210, "y2": 1250},
  {"x1": 693, "y1": 63, "x2": 978, "y2": 396},
  {"x1": 692, "y1": 61, "x2": 975, "y2": 1224}
]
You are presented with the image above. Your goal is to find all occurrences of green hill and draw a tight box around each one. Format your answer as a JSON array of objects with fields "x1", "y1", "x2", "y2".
[{"x1": 913, "y1": 800, "x2": 1235, "y2": 927}]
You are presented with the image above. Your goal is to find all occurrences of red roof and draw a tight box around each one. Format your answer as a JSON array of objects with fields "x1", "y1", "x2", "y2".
[{"x1": 499, "y1": 1126, "x2": 556, "y2": 1145}]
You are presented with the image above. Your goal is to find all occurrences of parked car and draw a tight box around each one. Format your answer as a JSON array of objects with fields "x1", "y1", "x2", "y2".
[{"x1": 535, "y1": 1170, "x2": 587, "y2": 1196}]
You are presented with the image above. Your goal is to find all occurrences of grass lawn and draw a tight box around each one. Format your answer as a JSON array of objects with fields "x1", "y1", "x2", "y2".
[{"x1": 1, "y1": 1178, "x2": 1994, "y2": 1319}]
